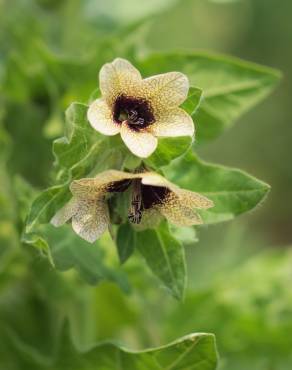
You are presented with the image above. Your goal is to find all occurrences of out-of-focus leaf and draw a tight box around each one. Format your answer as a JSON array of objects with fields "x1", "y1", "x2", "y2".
[
  {"x1": 164, "y1": 248, "x2": 292, "y2": 370},
  {"x1": 0, "y1": 126, "x2": 19, "y2": 269},
  {"x1": 138, "y1": 52, "x2": 281, "y2": 142},
  {"x1": 23, "y1": 225, "x2": 129, "y2": 291},
  {"x1": 89, "y1": 0, "x2": 179, "y2": 27},
  {"x1": 3, "y1": 101, "x2": 53, "y2": 186},
  {"x1": 164, "y1": 150, "x2": 270, "y2": 224},
  {"x1": 1, "y1": 321, "x2": 217, "y2": 370},
  {"x1": 136, "y1": 223, "x2": 186, "y2": 300},
  {"x1": 171, "y1": 225, "x2": 198, "y2": 245}
]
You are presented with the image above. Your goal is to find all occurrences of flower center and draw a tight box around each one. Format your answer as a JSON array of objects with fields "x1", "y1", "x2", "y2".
[
  {"x1": 128, "y1": 181, "x2": 170, "y2": 224},
  {"x1": 107, "y1": 179, "x2": 132, "y2": 193},
  {"x1": 113, "y1": 95, "x2": 155, "y2": 131},
  {"x1": 107, "y1": 178, "x2": 170, "y2": 225},
  {"x1": 141, "y1": 185, "x2": 170, "y2": 210}
]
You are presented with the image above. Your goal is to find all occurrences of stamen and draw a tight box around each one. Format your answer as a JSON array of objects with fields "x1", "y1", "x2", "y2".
[
  {"x1": 135, "y1": 117, "x2": 145, "y2": 125},
  {"x1": 128, "y1": 110, "x2": 138, "y2": 121},
  {"x1": 128, "y1": 179, "x2": 143, "y2": 224},
  {"x1": 128, "y1": 208, "x2": 142, "y2": 224}
]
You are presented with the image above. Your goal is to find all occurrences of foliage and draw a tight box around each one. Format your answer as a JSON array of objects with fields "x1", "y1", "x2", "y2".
[
  {"x1": 0, "y1": 0, "x2": 284, "y2": 369},
  {"x1": 23, "y1": 54, "x2": 278, "y2": 299}
]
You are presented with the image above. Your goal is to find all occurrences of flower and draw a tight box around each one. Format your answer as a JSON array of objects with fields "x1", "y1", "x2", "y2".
[
  {"x1": 87, "y1": 58, "x2": 194, "y2": 158},
  {"x1": 51, "y1": 170, "x2": 213, "y2": 243}
]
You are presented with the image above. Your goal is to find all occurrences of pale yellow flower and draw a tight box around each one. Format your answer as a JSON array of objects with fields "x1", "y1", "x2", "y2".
[
  {"x1": 87, "y1": 58, "x2": 194, "y2": 158},
  {"x1": 51, "y1": 170, "x2": 213, "y2": 243}
]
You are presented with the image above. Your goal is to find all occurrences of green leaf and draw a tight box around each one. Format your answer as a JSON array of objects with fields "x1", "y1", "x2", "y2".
[
  {"x1": 53, "y1": 102, "x2": 99, "y2": 170},
  {"x1": 25, "y1": 184, "x2": 71, "y2": 233},
  {"x1": 164, "y1": 150, "x2": 270, "y2": 224},
  {"x1": 116, "y1": 222, "x2": 136, "y2": 264},
  {"x1": 145, "y1": 136, "x2": 192, "y2": 169},
  {"x1": 138, "y1": 52, "x2": 281, "y2": 142},
  {"x1": 2, "y1": 321, "x2": 218, "y2": 370},
  {"x1": 88, "y1": 87, "x2": 101, "y2": 103},
  {"x1": 23, "y1": 224, "x2": 129, "y2": 291},
  {"x1": 136, "y1": 223, "x2": 186, "y2": 300},
  {"x1": 123, "y1": 153, "x2": 142, "y2": 170},
  {"x1": 181, "y1": 86, "x2": 202, "y2": 115}
]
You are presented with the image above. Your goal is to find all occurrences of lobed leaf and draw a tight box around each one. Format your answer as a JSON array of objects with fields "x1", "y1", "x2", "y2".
[
  {"x1": 53, "y1": 102, "x2": 100, "y2": 170},
  {"x1": 1, "y1": 321, "x2": 218, "y2": 370},
  {"x1": 138, "y1": 52, "x2": 281, "y2": 142},
  {"x1": 164, "y1": 150, "x2": 270, "y2": 224}
]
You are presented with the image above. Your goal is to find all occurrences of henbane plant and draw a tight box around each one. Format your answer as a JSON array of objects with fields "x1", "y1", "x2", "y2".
[
  {"x1": 21, "y1": 49, "x2": 280, "y2": 370},
  {"x1": 1, "y1": 0, "x2": 287, "y2": 368},
  {"x1": 24, "y1": 54, "x2": 280, "y2": 298}
]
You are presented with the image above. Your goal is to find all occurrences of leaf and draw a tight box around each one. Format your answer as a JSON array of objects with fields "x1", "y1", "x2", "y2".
[
  {"x1": 88, "y1": 87, "x2": 101, "y2": 103},
  {"x1": 136, "y1": 223, "x2": 186, "y2": 300},
  {"x1": 164, "y1": 150, "x2": 270, "y2": 224},
  {"x1": 181, "y1": 86, "x2": 203, "y2": 115},
  {"x1": 145, "y1": 136, "x2": 192, "y2": 169},
  {"x1": 23, "y1": 224, "x2": 129, "y2": 291},
  {"x1": 53, "y1": 102, "x2": 99, "y2": 170},
  {"x1": 2, "y1": 321, "x2": 218, "y2": 370},
  {"x1": 123, "y1": 153, "x2": 142, "y2": 170},
  {"x1": 138, "y1": 52, "x2": 281, "y2": 142},
  {"x1": 25, "y1": 183, "x2": 71, "y2": 233},
  {"x1": 116, "y1": 222, "x2": 136, "y2": 264}
]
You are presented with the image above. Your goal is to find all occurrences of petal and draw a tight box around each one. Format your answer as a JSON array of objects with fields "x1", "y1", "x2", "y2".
[
  {"x1": 142, "y1": 72, "x2": 189, "y2": 113},
  {"x1": 150, "y1": 108, "x2": 194, "y2": 138},
  {"x1": 87, "y1": 98, "x2": 120, "y2": 136},
  {"x1": 120, "y1": 123, "x2": 158, "y2": 158},
  {"x1": 159, "y1": 192, "x2": 203, "y2": 226},
  {"x1": 70, "y1": 178, "x2": 103, "y2": 198},
  {"x1": 141, "y1": 173, "x2": 213, "y2": 210},
  {"x1": 141, "y1": 172, "x2": 172, "y2": 188},
  {"x1": 176, "y1": 189, "x2": 214, "y2": 209},
  {"x1": 51, "y1": 197, "x2": 79, "y2": 227},
  {"x1": 70, "y1": 171, "x2": 138, "y2": 197},
  {"x1": 99, "y1": 58, "x2": 142, "y2": 106},
  {"x1": 72, "y1": 197, "x2": 109, "y2": 243}
]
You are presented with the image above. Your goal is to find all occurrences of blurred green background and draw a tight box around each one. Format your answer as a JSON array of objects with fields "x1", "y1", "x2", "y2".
[{"x1": 1, "y1": 0, "x2": 292, "y2": 369}]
